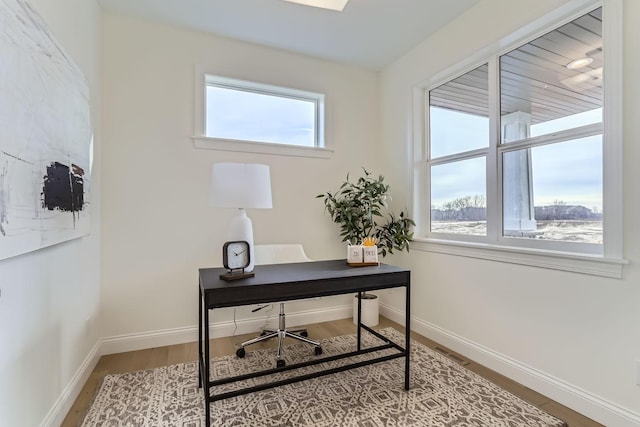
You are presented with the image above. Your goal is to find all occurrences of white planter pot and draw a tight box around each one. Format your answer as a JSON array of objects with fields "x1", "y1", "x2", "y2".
[{"x1": 352, "y1": 293, "x2": 379, "y2": 327}]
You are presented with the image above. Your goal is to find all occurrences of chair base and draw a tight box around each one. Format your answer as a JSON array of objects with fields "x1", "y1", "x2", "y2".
[{"x1": 236, "y1": 303, "x2": 322, "y2": 367}]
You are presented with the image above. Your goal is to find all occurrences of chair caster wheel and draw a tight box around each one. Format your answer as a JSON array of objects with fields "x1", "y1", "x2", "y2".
[
  {"x1": 276, "y1": 359, "x2": 286, "y2": 368},
  {"x1": 236, "y1": 348, "x2": 246, "y2": 358},
  {"x1": 300, "y1": 331, "x2": 308, "y2": 337},
  {"x1": 315, "y1": 346, "x2": 323, "y2": 356}
]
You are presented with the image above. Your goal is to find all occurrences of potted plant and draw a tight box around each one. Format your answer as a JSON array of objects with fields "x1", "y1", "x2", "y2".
[
  {"x1": 317, "y1": 169, "x2": 415, "y2": 326},
  {"x1": 316, "y1": 168, "x2": 414, "y2": 257}
]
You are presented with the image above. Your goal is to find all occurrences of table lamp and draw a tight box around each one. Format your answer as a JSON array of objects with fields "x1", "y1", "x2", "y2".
[{"x1": 209, "y1": 163, "x2": 272, "y2": 272}]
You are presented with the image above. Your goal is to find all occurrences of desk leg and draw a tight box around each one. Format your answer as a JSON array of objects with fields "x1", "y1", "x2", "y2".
[
  {"x1": 198, "y1": 287, "x2": 203, "y2": 388},
  {"x1": 204, "y1": 300, "x2": 211, "y2": 426},
  {"x1": 357, "y1": 292, "x2": 363, "y2": 351},
  {"x1": 405, "y1": 280, "x2": 411, "y2": 390}
]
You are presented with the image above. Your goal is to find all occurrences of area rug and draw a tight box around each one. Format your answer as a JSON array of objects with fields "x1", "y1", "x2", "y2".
[{"x1": 81, "y1": 328, "x2": 566, "y2": 426}]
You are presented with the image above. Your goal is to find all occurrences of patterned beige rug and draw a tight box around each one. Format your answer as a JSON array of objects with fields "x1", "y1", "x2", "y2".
[{"x1": 81, "y1": 328, "x2": 566, "y2": 426}]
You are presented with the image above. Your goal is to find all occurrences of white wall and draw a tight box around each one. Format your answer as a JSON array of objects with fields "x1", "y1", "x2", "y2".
[
  {"x1": 101, "y1": 13, "x2": 382, "y2": 342},
  {"x1": 380, "y1": 0, "x2": 640, "y2": 426},
  {"x1": 0, "y1": 0, "x2": 102, "y2": 426}
]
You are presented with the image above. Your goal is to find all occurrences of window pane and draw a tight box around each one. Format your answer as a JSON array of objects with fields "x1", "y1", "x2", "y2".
[
  {"x1": 530, "y1": 108, "x2": 601, "y2": 137},
  {"x1": 503, "y1": 135, "x2": 602, "y2": 243},
  {"x1": 431, "y1": 157, "x2": 486, "y2": 236},
  {"x1": 429, "y1": 64, "x2": 489, "y2": 158},
  {"x1": 500, "y1": 8, "x2": 602, "y2": 143},
  {"x1": 206, "y1": 86, "x2": 317, "y2": 147}
]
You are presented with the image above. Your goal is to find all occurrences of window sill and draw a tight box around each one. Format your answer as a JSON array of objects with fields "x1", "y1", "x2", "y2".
[
  {"x1": 192, "y1": 136, "x2": 333, "y2": 159},
  {"x1": 411, "y1": 238, "x2": 627, "y2": 279}
]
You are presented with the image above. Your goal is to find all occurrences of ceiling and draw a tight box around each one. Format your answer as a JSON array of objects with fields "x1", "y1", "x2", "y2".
[
  {"x1": 430, "y1": 7, "x2": 603, "y2": 124},
  {"x1": 98, "y1": 0, "x2": 481, "y2": 70}
]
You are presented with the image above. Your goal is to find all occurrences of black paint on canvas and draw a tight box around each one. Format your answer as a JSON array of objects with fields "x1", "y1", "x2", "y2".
[{"x1": 42, "y1": 161, "x2": 84, "y2": 212}]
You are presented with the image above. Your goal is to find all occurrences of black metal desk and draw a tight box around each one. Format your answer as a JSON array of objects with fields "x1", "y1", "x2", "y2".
[{"x1": 198, "y1": 259, "x2": 411, "y2": 426}]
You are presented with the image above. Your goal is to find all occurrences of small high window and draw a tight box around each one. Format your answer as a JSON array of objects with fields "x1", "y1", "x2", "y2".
[{"x1": 198, "y1": 74, "x2": 325, "y2": 152}]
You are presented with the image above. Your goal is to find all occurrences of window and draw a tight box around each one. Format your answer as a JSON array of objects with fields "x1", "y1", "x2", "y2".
[
  {"x1": 499, "y1": 9, "x2": 603, "y2": 250},
  {"x1": 415, "y1": 1, "x2": 625, "y2": 277},
  {"x1": 429, "y1": 64, "x2": 489, "y2": 238},
  {"x1": 193, "y1": 71, "x2": 331, "y2": 158}
]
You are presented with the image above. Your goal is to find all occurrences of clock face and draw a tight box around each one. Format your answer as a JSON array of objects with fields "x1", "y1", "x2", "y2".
[{"x1": 223, "y1": 241, "x2": 251, "y2": 270}]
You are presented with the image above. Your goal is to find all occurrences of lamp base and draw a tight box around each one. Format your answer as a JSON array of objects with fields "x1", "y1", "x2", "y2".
[{"x1": 228, "y1": 208, "x2": 255, "y2": 272}]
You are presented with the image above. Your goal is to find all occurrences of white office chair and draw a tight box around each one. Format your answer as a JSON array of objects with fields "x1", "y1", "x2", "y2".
[{"x1": 235, "y1": 244, "x2": 322, "y2": 367}]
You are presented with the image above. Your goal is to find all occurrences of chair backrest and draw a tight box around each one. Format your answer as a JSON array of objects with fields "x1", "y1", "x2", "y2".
[{"x1": 254, "y1": 244, "x2": 312, "y2": 266}]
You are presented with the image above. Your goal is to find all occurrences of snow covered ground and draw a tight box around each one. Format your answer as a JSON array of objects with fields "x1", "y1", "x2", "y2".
[{"x1": 431, "y1": 220, "x2": 602, "y2": 244}]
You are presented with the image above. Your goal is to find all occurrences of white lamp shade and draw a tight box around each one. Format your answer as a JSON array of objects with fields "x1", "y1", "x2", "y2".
[{"x1": 209, "y1": 163, "x2": 273, "y2": 209}]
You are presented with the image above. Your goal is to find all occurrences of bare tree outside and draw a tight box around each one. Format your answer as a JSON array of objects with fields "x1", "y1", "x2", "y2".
[{"x1": 431, "y1": 196, "x2": 602, "y2": 243}]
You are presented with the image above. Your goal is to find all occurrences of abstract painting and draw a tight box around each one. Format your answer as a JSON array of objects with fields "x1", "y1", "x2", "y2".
[{"x1": 0, "y1": 0, "x2": 92, "y2": 260}]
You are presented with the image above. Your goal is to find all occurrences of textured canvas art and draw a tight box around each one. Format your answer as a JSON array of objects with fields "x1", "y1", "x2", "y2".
[{"x1": 0, "y1": 0, "x2": 92, "y2": 260}]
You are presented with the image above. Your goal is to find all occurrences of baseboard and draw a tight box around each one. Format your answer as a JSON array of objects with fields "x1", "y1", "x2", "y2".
[
  {"x1": 101, "y1": 304, "x2": 352, "y2": 355},
  {"x1": 381, "y1": 303, "x2": 640, "y2": 427},
  {"x1": 100, "y1": 324, "x2": 200, "y2": 355},
  {"x1": 39, "y1": 340, "x2": 101, "y2": 427}
]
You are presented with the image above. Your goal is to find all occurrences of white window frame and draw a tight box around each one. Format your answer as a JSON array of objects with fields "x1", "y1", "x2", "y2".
[
  {"x1": 411, "y1": 0, "x2": 626, "y2": 278},
  {"x1": 192, "y1": 67, "x2": 332, "y2": 159}
]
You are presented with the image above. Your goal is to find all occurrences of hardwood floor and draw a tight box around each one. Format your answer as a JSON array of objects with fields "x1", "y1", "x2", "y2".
[{"x1": 62, "y1": 317, "x2": 603, "y2": 427}]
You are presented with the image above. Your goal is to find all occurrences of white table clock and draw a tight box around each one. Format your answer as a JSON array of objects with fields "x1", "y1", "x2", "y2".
[{"x1": 220, "y1": 240, "x2": 255, "y2": 281}]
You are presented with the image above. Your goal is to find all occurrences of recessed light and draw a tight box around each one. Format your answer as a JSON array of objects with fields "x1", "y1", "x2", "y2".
[
  {"x1": 282, "y1": 0, "x2": 349, "y2": 12},
  {"x1": 566, "y1": 57, "x2": 593, "y2": 70}
]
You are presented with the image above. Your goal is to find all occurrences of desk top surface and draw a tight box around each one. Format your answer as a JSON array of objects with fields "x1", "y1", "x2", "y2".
[
  {"x1": 199, "y1": 259, "x2": 410, "y2": 307},
  {"x1": 200, "y1": 259, "x2": 408, "y2": 289}
]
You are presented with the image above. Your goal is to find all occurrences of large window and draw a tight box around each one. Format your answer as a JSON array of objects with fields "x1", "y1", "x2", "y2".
[{"x1": 417, "y1": 2, "x2": 624, "y2": 275}]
